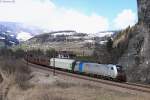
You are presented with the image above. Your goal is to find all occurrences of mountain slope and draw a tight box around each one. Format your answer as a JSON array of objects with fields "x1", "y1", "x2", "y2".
[
  {"x1": 23, "y1": 30, "x2": 115, "y2": 56},
  {"x1": 0, "y1": 21, "x2": 45, "y2": 41}
]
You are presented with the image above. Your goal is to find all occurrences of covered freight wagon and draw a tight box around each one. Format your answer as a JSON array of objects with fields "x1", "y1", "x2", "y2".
[{"x1": 50, "y1": 58, "x2": 75, "y2": 70}]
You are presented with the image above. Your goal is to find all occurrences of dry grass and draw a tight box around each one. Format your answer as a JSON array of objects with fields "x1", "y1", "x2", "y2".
[
  {"x1": 0, "y1": 58, "x2": 32, "y2": 100},
  {"x1": 11, "y1": 81, "x2": 149, "y2": 100},
  {"x1": 54, "y1": 80, "x2": 77, "y2": 89},
  {"x1": 1, "y1": 71, "x2": 150, "y2": 100}
]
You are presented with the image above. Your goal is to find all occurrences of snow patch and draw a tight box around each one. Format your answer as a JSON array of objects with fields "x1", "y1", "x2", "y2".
[
  {"x1": 89, "y1": 32, "x2": 114, "y2": 37},
  {"x1": 17, "y1": 31, "x2": 33, "y2": 41}
]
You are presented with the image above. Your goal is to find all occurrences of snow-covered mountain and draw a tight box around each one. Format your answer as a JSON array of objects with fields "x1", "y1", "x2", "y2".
[
  {"x1": 27, "y1": 30, "x2": 116, "y2": 45},
  {"x1": 0, "y1": 32, "x2": 19, "y2": 46},
  {"x1": 0, "y1": 21, "x2": 45, "y2": 41},
  {"x1": 23, "y1": 30, "x2": 117, "y2": 56}
]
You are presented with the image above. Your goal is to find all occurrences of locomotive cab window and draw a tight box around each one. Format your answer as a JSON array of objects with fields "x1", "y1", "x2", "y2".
[{"x1": 116, "y1": 65, "x2": 123, "y2": 72}]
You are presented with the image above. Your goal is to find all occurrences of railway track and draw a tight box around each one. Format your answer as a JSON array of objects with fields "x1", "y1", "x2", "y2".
[
  {"x1": 23, "y1": 60, "x2": 150, "y2": 94},
  {"x1": 125, "y1": 82, "x2": 150, "y2": 89}
]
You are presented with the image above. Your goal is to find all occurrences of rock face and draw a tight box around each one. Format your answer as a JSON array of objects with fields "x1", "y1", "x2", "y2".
[
  {"x1": 137, "y1": 0, "x2": 150, "y2": 82},
  {"x1": 137, "y1": 0, "x2": 150, "y2": 24},
  {"x1": 0, "y1": 73, "x2": 3, "y2": 83},
  {"x1": 119, "y1": 0, "x2": 150, "y2": 83}
]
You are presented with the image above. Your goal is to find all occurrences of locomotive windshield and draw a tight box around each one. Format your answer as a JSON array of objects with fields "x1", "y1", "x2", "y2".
[{"x1": 116, "y1": 65, "x2": 123, "y2": 72}]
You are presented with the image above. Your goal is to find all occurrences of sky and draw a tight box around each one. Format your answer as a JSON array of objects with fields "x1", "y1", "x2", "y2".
[{"x1": 0, "y1": 0, "x2": 138, "y2": 33}]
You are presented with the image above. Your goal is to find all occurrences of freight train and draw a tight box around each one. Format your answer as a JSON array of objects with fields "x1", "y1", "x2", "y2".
[{"x1": 26, "y1": 54, "x2": 126, "y2": 82}]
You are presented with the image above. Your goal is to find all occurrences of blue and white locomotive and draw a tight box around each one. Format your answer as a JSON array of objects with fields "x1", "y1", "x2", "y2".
[{"x1": 50, "y1": 58, "x2": 126, "y2": 82}]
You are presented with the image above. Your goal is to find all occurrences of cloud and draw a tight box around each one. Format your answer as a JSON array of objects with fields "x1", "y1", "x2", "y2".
[
  {"x1": 0, "y1": 1, "x2": 138, "y2": 34},
  {"x1": 48, "y1": 10, "x2": 109, "y2": 33},
  {"x1": 0, "y1": 0, "x2": 109, "y2": 33},
  {"x1": 113, "y1": 9, "x2": 137, "y2": 30},
  {"x1": 0, "y1": 0, "x2": 55, "y2": 25}
]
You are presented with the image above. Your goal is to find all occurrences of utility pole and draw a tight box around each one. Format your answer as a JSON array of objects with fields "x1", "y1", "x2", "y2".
[
  {"x1": 26, "y1": 49, "x2": 28, "y2": 67},
  {"x1": 53, "y1": 52, "x2": 55, "y2": 76},
  {"x1": 4, "y1": 33, "x2": 7, "y2": 49},
  {"x1": 127, "y1": 53, "x2": 129, "y2": 68}
]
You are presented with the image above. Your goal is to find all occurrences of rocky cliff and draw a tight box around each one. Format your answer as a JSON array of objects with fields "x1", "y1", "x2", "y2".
[
  {"x1": 119, "y1": 0, "x2": 150, "y2": 83},
  {"x1": 137, "y1": 0, "x2": 150, "y2": 24}
]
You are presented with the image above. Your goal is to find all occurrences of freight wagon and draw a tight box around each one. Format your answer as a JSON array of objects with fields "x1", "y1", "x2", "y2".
[{"x1": 50, "y1": 58, "x2": 75, "y2": 70}]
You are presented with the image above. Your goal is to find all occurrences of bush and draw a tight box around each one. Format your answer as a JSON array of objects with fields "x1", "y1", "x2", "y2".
[
  {"x1": 0, "y1": 59, "x2": 16, "y2": 76},
  {"x1": 75, "y1": 56, "x2": 97, "y2": 63},
  {"x1": 15, "y1": 61, "x2": 31, "y2": 89},
  {"x1": 14, "y1": 48, "x2": 25, "y2": 59},
  {"x1": 27, "y1": 49, "x2": 45, "y2": 57},
  {"x1": 0, "y1": 73, "x2": 3, "y2": 83},
  {"x1": 0, "y1": 48, "x2": 25, "y2": 59},
  {"x1": 15, "y1": 72, "x2": 31, "y2": 90},
  {"x1": 0, "y1": 58, "x2": 31, "y2": 90},
  {"x1": 0, "y1": 48, "x2": 13, "y2": 58},
  {"x1": 45, "y1": 49, "x2": 57, "y2": 58},
  {"x1": 93, "y1": 44, "x2": 113, "y2": 64},
  {"x1": 106, "y1": 37, "x2": 113, "y2": 53}
]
